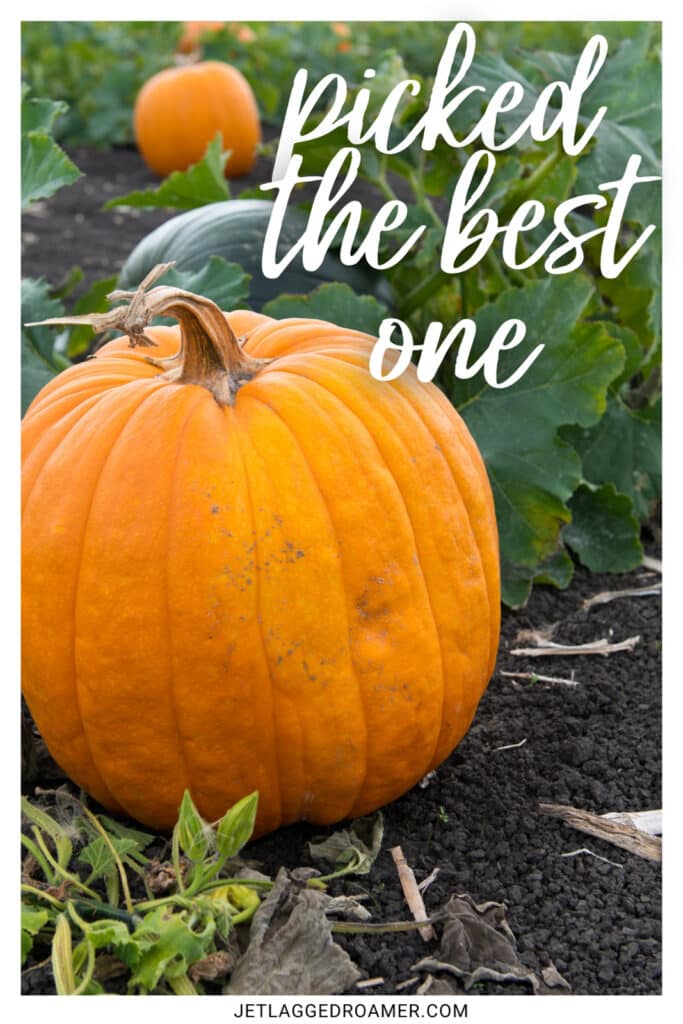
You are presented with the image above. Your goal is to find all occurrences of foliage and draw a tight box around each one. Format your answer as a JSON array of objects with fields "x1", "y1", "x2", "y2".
[
  {"x1": 21, "y1": 21, "x2": 661, "y2": 605},
  {"x1": 21, "y1": 788, "x2": 386, "y2": 994},
  {"x1": 21, "y1": 88, "x2": 81, "y2": 208},
  {"x1": 106, "y1": 135, "x2": 231, "y2": 209}
]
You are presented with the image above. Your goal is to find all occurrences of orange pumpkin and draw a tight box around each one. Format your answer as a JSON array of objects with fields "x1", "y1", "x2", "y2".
[
  {"x1": 177, "y1": 21, "x2": 255, "y2": 53},
  {"x1": 134, "y1": 61, "x2": 261, "y2": 178},
  {"x1": 22, "y1": 277, "x2": 500, "y2": 836},
  {"x1": 177, "y1": 21, "x2": 226, "y2": 54}
]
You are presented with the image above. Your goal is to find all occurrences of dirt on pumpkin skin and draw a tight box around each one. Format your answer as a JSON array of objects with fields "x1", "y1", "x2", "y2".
[{"x1": 21, "y1": 147, "x2": 661, "y2": 996}]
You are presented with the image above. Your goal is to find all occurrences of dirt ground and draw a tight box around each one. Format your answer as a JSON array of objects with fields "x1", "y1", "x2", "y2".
[{"x1": 21, "y1": 147, "x2": 662, "y2": 997}]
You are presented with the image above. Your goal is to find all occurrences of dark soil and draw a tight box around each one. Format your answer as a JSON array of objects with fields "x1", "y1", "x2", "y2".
[{"x1": 21, "y1": 147, "x2": 662, "y2": 998}]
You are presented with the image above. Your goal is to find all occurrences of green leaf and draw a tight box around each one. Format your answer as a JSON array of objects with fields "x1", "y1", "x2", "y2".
[
  {"x1": 308, "y1": 812, "x2": 383, "y2": 876},
  {"x1": 263, "y1": 283, "x2": 390, "y2": 334},
  {"x1": 21, "y1": 794, "x2": 73, "y2": 868},
  {"x1": 563, "y1": 397, "x2": 661, "y2": 520},
  {"x1": 62, "y1": 274, "x2": 118, "y2": 357},
  {"x1": 125, "y1": 907, "x2": 215, "y2": 992},
  {"x1": 564, "y1": 483, "x2": 643, "y2": 573},
  {"x1": 78, "y1": 836, "x2": 139, "y2": 882},
  {"x1": 156, "y1": 256, "x2": 251, "y2": 313},
  {"x1": 175, "y1": 791, "x2": 210, "y2": 863},
  {"x1": 215, "y1": 791, "x2": 259, "y2": 860},
  {"x1": 98, "y1": 816, "x2": 156, "y2": 851},
  {"x1": 86, "y1": 917, "x2": 137, "y2": 955},
  {"x1": 449, "y1": 277, "x2": 625, "y2": 606},
  {"x1": 22, "y1": 131, "x2": 81, "y2": 209},
  {"x1": 21, "y1": 277, "x2": 66, "y2": 414},
  {"x1": 21, "y1": 906, "x2": 49, "y2": 964},
  {"x1": 106, "y1": 135, "x2": 230, "y2": 210},
  {"x1": 22, "y1": 94, "x2": 68, "y2": 134}
]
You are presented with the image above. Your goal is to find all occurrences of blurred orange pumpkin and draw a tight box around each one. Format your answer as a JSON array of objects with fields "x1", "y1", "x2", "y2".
[
  {"x1": 177, "y1": 21, "x2": 225, "y2": 54},
  {"x1": 177, "y1": 21, "x2": 256, "y2": 53},
  {"x1": 134, "y1": 61, "x2": 261, "y2": 178},
  {"x1": 332, "y1": 23, "x2": 352, "y2": 53}
]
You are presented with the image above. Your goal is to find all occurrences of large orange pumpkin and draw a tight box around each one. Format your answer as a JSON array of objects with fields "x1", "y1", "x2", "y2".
[
  {"x1": 22, "y1": 275, "x2": 500, "y2": 836},
  {"x1": 133, "y1": 61, "x2": 261, "y2": 178}
]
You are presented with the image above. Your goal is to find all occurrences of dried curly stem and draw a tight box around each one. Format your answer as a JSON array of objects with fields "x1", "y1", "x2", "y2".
[{"x1": 25, "y1": 262, "x2": 268, "y2": 406}]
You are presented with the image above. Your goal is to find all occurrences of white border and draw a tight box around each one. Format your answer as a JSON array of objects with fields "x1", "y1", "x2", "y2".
[{"x1": 9, "y1": 5, "x2": 679, "y2": 1017}]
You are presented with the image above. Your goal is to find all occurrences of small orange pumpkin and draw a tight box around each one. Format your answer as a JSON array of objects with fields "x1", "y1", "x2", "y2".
[
  {"x1": 134, "y1": 61, "x2": 261, "y2": 178},
  {"x1": 177, "y1": 21, "x2": 226, "y2": 54},
  {"x1": 22, "y1": 274, "x2": 500, "y2": 836}
]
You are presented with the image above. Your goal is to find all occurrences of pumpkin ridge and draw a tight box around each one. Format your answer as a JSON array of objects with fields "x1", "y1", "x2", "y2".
[
  {"x1": 23, "y1": 391, "x2": 120, "y2": 510},
  {"x1": 415, "y1": 397, "x2": 498, "y2": 684},
  {"x1": 420, "y1": 386, "x2": 501, "y2": 679},
  {"x1": 270, "y1": 349, "x2": 498, "y2": 698},
  {"x1": 162, "y1": 388, "x2": 211, "y2": 808},
  {"x1": 379, "y1": 385, "x2": 494, "y2": 770},
  {"x1": 256, "y1": 372, "x2": 449, "y2": 803},
  {"x1": 69, "y1": 384, "x2": 183, "y2": 813},
  {"x1": 31, "y1": 386, "x2": 164, "y2": 809},
  {"x1": 242, "y1": 392, "x2": 370, "y2": 824},
  {"x1": 229, "y1": 407, "x2": 285, "y2": 832}
]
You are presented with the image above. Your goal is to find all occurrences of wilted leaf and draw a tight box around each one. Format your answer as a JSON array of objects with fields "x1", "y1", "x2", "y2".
[
  {"x1": 413, "y1": 894, "x2": 570, "y2": 994},
  {"x1": 308, "y1": 812, "x2": 384, "y2": 876},
  {"x1": 226, "y1": 870, "x2": 361, "y2": 995}
]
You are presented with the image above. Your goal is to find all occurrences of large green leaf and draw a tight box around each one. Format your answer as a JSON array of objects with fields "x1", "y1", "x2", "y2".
[
  {"x1": 449, "y1": 276, "x2": 625, "y2": 605},
  {"x1": 21, "y1": 132, "x2": 81, "y2": 209},
  {"x1": 563, "y1": 397, "x2": 660, "y2": 520},
  {"x1": 263, "y1": 283, "x2": 389, "y2": 334},
  {"x1": 21, "y1": 89, "x2": 81, "y2": 208},
  {"x1": 156, "y1": 257, "x2": 251, "y2": 313},
  {"x1": 564, "y1": 483, "x2": 643, "y2": 572},
  {"x1": 106, "y1": 135, "x2": 230, "y2": 210}
]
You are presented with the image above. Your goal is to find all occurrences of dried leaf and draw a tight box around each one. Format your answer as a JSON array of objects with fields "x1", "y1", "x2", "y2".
[
  {"x1": 225, "y1": 870, "x2": 361, "y2": 995},
  {"x1": 308, "y1": 813, "x2": 383, "y2": 876},
  {"x1": 413, "y1": 894, "x2": 571, "y2": 995}
]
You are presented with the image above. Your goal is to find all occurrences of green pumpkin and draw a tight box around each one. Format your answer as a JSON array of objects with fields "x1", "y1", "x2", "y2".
[{"x1": 118, "y1": 199, "x2": 393, "y2": 310}]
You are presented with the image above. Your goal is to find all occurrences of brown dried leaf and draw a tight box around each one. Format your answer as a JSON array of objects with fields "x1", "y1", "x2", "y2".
[
  {"x1": 413, "y1": 894, "x2": 571, "y2": 995},
  {"x1": 225, "y1": 869, "x2": 361, "y2": 995}
]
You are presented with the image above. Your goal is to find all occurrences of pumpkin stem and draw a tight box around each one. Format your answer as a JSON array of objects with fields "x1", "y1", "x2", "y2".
[{"x1": 25, "y1": 262, "x2": 268, "y2": 406}]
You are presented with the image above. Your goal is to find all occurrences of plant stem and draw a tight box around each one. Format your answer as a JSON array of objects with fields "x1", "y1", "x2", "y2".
[
  {"x1": 80, "y1": 805, "x2": 134, "y2": 916},
  {"x1": 21, "y1": 883, "x2": 66, "y2": 912},
  {"x1": 22, "y1": 833, "x2": 56, "y2": 885},
  {"x1": 331, "y1": 914, "x2": 445, "y2": 935},
  {"x1": 168, "y1": 972, "x2": 199, "y2": 995},
  {"x1": 31, "y1": 827, "x2": 100, "y2": 900},
  {"x1": 499, "y1": 136, "x2": 566, "y2": 221}
]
